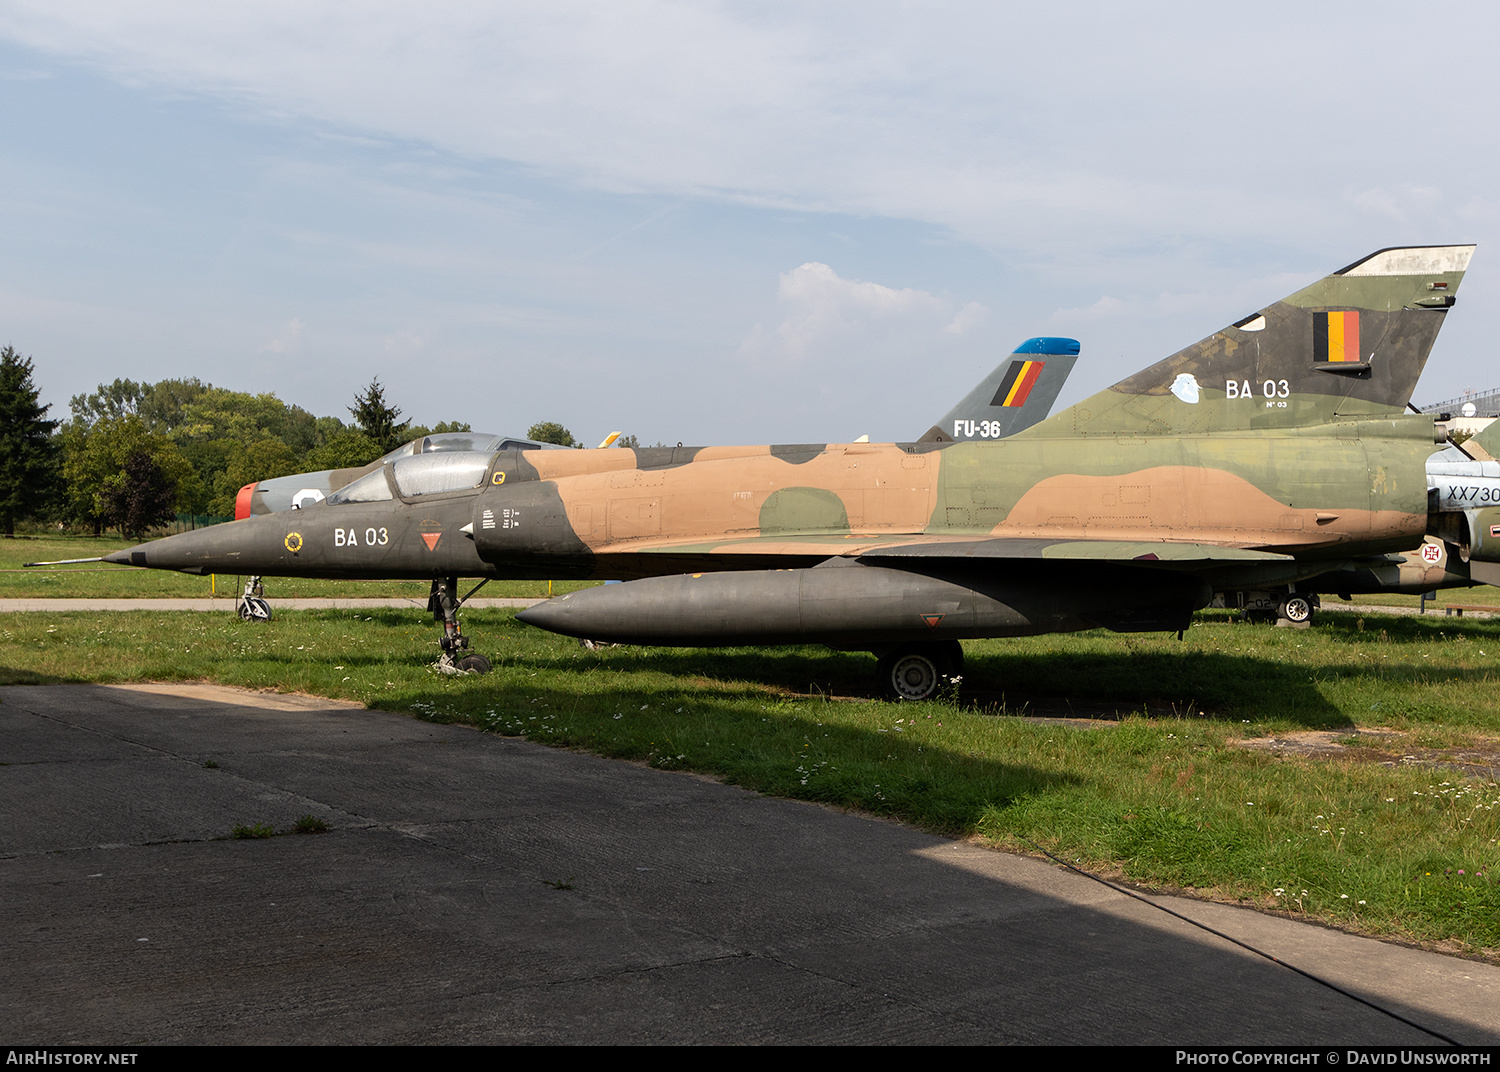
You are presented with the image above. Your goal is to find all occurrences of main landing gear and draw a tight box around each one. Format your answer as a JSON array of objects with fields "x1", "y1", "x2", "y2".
[
  {"x1": 874, "y1": 640, "x2": 963, "y2": 701},
  {"x1": 1216, "y1": 587, "x2": 1319, "y2": 626},
  {"x1": 1279, "y1": 593, "x2": 1315, "y2": 624},
  {"x1": 430, "y1": 576, "x2": 492, "y2": 675}
]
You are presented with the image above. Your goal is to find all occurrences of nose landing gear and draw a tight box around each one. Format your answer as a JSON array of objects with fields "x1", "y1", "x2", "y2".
[
  {"x1": 430, "y1": 576, "x2": 493, "y2": 674},
  {"x1": 236, "y1": 576, "x2": 272, "y2": 622}
]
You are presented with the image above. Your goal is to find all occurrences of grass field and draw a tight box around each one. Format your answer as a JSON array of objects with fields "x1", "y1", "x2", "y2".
[
  {"x1": 1, "y1": 600, "x2": 1497, "y2": 959},
  {"x1": 1329, "y1": 588, "x2": 1500, "y2": 611}
]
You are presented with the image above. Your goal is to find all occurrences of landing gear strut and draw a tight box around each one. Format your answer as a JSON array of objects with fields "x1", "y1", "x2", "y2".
[
  {"x1": 429, "y1": 576, "x2": 492, "y2": 674},
  {"x1": 874, "y1": 640, "x2": 963, "y2": 701}
]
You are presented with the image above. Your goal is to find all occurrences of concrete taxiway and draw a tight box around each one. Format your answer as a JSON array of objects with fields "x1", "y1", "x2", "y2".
[
  {"x1": 2, "y1": 682, "x2": 1497, "y2": 1045},
  {"x1": 0, "y1": 597, "x2": 544, "y2": 612}
]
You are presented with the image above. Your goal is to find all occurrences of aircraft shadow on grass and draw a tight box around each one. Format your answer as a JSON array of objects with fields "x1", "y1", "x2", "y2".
[{"x1": 216, "y1": 605, "x2": 1497, "y2": 731}]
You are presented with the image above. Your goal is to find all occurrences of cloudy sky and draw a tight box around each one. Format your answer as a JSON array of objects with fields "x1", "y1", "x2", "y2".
[{"x1": 1, "y1": 2, "x2": 1496, "y2": 445}]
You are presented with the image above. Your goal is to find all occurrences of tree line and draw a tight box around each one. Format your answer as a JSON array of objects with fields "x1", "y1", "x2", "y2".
[{"x1": 0, "y1": 348, "x2": 478, "y2": 537}]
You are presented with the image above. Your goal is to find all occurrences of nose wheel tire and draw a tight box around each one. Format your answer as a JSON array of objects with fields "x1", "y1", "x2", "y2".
[
  {"x1": 456, "y1": 654, "x2": 492, "y2": 675},
  {"x1": 236, "y1": 597, "x2": 272, "y2": 622}
]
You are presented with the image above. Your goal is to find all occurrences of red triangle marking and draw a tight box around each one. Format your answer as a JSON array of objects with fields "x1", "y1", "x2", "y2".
[{"x1": 421, "y1": 532, "x2": 441, "y2": 551}]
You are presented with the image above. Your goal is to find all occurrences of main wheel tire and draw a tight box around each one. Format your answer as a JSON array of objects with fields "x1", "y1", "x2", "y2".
[
  {"x1": 456, "y1": 653, "x2": 492, "y2": 675},
  {"x1": 1279, "y1": 595, "x2": 1314, "y2": 623},
  {"x1": 877, "y1": 645, "x2": 955, "y2": 701}
]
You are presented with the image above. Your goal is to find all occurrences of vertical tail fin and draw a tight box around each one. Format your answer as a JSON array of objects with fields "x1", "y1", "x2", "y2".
[
  {"x1": 1030, "y1": 245, "x2": 1475, "y2": 437},
  {"x1": 917, "y1": 337, "x2": 1080, "y2": 442}
]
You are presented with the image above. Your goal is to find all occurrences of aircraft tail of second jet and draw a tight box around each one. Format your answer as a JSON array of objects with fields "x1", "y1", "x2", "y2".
[{"x1": 916, "y1": 337, "x2": 1079, "y2": 443}]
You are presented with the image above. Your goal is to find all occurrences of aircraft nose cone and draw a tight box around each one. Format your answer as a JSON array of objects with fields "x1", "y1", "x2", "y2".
[{"x1": 100, "y1": 525, "x2": 256, "y2": 574}]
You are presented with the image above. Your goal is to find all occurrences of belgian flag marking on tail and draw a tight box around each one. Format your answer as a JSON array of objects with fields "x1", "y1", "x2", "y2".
[
  {"x1": 1313, "y1": 310, "x2": 1361, "y2": 363},
  {"x1": 990, "y1": 359, "x2": 1046, "y2": 407}
]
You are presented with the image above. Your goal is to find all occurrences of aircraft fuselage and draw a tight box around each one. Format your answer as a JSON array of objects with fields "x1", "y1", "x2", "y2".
[{"x1": 115, "y1": 417, "x2": 1438, "y2": 591}]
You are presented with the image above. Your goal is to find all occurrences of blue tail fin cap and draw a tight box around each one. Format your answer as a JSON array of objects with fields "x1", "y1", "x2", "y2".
[{"x1": 1013, "y1": 337, "x2": 1081, "y2": 356}]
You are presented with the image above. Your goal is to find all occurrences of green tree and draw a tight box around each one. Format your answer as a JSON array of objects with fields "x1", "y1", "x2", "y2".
[
  {"x1": 210, "y1": 438, "x2": 302, "y2": 517},
  {"x1": 69, "y1": 378, "x2": 146, "y2": 427},
  {"x1": 167, "y1": 387, "x2": 318, "y2": 506},
  {"x1": 303, "y1": 430, "x2": 384, "y2": 472},
  {"x1": 69, "y1": 377, "x2": 324, "y2": 515},
  {"x1": 69, "y1": 376, "x2": 211, "y2": 434},
  {"x1": 0, "y1": 347, "x2": 60, "y2": 535},
  {"x1": 137, "y1": 377, "x2": 211, "y2": 431},
  {"x1": 99, "y1": 449, "x2": 179, "y2": 538},
  {"x1": 526, "y1": 421, "x2": 578, "y2": 447},
  {"x1": 405, "y1": 420, "x2": 473, "y2": 441},
  {"x1": 615, "y1": 433, "x2": 640, "y2": 449},
  {"x1": 172, "y1": 388, "x2": 318, "y2": 454},
  {"x1": 349, "y1": 378, "x2": 409, "y2": 452},
  {"x1": 61, "y1": 415, "x2": 193, "y2": 535}
]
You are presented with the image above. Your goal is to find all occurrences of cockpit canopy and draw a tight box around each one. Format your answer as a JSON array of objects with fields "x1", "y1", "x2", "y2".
[{"x1": 327, "y1": 451, "x2": 494, "y2": 504}]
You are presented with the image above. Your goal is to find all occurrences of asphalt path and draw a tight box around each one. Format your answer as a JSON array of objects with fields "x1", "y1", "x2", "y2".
[
  {"x1": 0, "y1": 597, "x2": 544, "y2": 612},
  {"x1": 2, "y1": 682, "x2": 1497, "y2": 1045}
]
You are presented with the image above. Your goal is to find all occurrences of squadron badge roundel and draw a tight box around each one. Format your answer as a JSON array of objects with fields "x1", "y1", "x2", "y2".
[{"x1": 284, "y1": 532, "x2": 303, "y2": 553}]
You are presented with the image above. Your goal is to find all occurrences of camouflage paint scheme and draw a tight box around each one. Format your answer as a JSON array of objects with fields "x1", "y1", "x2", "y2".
[{"x1": 106, "y1": 245, "x2": 1477, "y2": 697}]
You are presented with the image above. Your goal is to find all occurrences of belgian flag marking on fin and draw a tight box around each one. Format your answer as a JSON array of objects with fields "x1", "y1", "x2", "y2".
[
  {"x1": 1313, "y1": 311, "x2": 1361, "y2": 363},
  {"x1": 991, "y1": 360, "x2": 1046, "y2": 408}
]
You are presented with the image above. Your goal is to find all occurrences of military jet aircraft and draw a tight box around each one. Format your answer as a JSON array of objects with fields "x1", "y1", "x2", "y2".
[{"x1": 101, "y1": 245, "x2": 1481, "y2": 698}]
